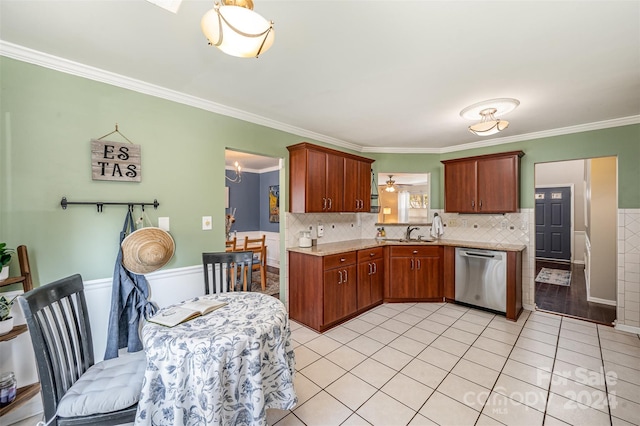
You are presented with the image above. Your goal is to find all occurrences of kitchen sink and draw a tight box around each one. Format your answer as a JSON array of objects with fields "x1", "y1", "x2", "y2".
[{"x1": 385, "y1": 238, "x2": 436, "y2": 244}]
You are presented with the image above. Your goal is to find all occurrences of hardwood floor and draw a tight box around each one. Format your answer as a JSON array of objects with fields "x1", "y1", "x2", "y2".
[{"x1": 534, "y1": 260, "x2": 616, "y2": 325}]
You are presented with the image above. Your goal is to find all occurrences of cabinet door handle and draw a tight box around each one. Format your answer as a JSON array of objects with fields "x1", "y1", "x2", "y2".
[
  {"x1": 417, "y1": 259, "x2": 421, "y2": 270},
  {"x1": 368, "y1": 263, "x2": 372, "y2": 275},
  {"x1": 323, "y1": 198, "x2": 327, "y2": 210},
  {"x1": 471, "y1": 200, "x2": 475, "y2": 208},
  {"x1": 410, "y1": 259, "x2": 414, "y2": 270},
  {"x1": 343, "y1": 269, "x2": 348, "y2": 283},
  {"x1": 373, "y1": 262, "x2": 377, "y2": 274},
  {"x1": 338, "y1": 270, "x2": 343, "y2": 284},
  {"x1": 479, "y1": 200, "x2": 483, "y2": 209},
  {"x1": 328, "y1": 198, "x2": 332, "y2": 210}
]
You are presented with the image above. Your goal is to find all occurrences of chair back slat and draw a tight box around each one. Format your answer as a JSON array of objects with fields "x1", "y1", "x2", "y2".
[
  {"x1": 202, "y1": 251, "x2": 253, "y2": 294},
  {"x1": 18, "y1": 274, "x2": 94, "y2": 423}
]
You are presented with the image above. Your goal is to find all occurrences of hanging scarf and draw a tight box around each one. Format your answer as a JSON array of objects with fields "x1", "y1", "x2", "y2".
[{"x1": 104, "y1": 209, "x2": 157, "y2": 360}]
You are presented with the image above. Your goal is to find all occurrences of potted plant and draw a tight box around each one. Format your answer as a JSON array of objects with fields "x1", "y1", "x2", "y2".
[
  {"x1": 0, "y1": 295, "x2": 16, "y2": 335},
  {"x1": 0, "y1": 243, "x2": 14, "y2": 282}
]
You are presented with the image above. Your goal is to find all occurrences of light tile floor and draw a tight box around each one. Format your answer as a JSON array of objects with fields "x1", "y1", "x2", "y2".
[{"x1": 267, "y1": 302, "x2": 640, "y2": 426}]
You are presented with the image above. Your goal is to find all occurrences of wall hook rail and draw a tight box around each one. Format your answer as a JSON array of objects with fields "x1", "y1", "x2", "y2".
[{"x1": 60, "y1": 197, "x2": 159, "y2": 213}]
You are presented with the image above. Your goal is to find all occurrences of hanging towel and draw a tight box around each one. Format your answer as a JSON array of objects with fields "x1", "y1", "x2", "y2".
[
  {"x1": 104, "y1": 210, "x2": 157, "y2": 360},
  {"x1": 430, "y1": 214, "x2": 444, "y2": 239}
]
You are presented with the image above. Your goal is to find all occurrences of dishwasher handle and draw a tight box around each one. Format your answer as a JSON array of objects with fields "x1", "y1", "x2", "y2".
[{"x1": 460, "y1": 250, "x2": 498, "y2": 259}]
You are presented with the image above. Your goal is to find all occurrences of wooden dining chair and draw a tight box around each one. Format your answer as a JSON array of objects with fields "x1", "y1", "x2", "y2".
[
  {"x1": 202, "y1": 251, "x2": 254, "y2": 293},
  {"x1": 243, "y1": 235, "x2": 267, "y2": 291},
  {"x1": 18, "y1": 274, "x2": 146, "y2": 426},
  {"x1": 225, "y1": 237, "x2": 237, "y2": 252}
]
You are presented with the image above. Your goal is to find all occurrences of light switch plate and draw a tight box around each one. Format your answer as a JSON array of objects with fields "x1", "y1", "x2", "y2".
[
  {"x1": 158, "y1": 217, "x2": 170, "y2": 231},
  {"x1": 202, "y1": 216, "x2": 212, "y2": 230}
]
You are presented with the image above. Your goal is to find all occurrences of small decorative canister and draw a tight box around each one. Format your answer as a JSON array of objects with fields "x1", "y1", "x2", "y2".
[{"x1": 0, "y1": 371, "x2": 17, "y2": 407}]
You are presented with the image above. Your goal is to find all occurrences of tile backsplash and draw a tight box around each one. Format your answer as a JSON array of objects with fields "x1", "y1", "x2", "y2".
[{"x1": 285, "y1": 210, "x2": 530, "y2": 248}]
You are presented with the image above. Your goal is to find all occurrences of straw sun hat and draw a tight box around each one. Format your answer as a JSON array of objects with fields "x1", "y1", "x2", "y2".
[{"x1": 121, "y1": 227, "x2": 175, "y2": 274}]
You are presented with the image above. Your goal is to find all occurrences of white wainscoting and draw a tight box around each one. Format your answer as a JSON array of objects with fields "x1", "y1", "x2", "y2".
[{"x1": 573, "y1": 231, "x2": 585, "y2": 264}]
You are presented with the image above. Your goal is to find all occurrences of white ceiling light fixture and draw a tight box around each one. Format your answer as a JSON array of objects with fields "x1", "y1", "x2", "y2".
[
  {"x1": 384, "y1": 175, "x2": 396, "y2": 192},
  {"x1": 460, "y1": 98, "x2": 520, "y2": 137},
  {"x1": 201, "y1": 0, "x2": 274, "y2": 58}
]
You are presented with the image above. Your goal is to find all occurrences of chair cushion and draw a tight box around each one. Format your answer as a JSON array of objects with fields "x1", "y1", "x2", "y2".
[{"x1": 57, "y1": 351, "x2": 146, "y2": 417}]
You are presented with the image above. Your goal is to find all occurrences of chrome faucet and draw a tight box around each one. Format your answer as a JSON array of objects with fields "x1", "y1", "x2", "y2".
[{"x1": 405, "y1": 226, "x2": 419, "y2": 240}]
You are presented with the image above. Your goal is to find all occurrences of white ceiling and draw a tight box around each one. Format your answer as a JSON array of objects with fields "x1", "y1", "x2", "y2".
[{"x1": 1, "y1": 1, "x2": 639, "y2": 156}]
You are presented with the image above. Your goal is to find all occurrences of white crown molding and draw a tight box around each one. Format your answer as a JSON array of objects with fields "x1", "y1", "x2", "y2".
[
  {"x1": 364, "y1": 115, "x2": 640, "y2": 155},
  {"x1": 437, "y1": 115, "x2": 640, "y2": 154},
  {"x1": 2, "y1": 41, "x2": 639, "y2": 156},
  {"x1": 0, "y1": 41, "x2": 361, "y2": 151}
]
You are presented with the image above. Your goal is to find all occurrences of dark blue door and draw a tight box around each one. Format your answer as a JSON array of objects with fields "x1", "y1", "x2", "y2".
[{"x1": 535, "y1": 187, "x2": 571, "y2": 261}]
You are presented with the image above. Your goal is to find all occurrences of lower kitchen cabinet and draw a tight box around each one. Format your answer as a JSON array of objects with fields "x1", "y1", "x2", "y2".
[
  {"x1": 324, "y1": 262, "x2": 357, "y2": 325},
  {"x1": 387, "y1": 246, "x2": 443, "y2": 301},
  {"x1": 289, "y1": 250, "x2": 359, "y2": 331},
  {"x1": 356, "y1": 247, "x2": 384, "y2": 310}
]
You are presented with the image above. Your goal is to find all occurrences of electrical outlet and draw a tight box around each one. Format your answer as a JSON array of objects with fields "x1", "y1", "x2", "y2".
[
  {"x1": 449, "y1": 219, "x2": 458, "y2": 227},
  {"x1": 501, "y1": 220, "x2": 508, "y2": 230},
  {"x1": 462, "y1": 219, "x2": 468, "y2": 228},
  {"x1": 202, "y1": 216, "x2": 212, "y2": 230},
  {"x1": 317, "y1": 223, "x2": 324, "y2": 237}
]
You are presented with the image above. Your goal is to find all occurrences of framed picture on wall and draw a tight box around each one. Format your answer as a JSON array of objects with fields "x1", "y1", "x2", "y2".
[{"x1": 269, "y1": 185, "x2": 279, "y2": 223}]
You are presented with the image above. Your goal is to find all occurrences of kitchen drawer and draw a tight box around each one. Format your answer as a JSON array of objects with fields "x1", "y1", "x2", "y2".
[
  {"x1": 390, "y1": 246, "x2": 440, "y2": 257},
  {"x1": 357, "y1": 247, "x2": 384, "y2": 262},
  {"x1": 324, "y1": 251, "x2": 357, "y2": 269}
]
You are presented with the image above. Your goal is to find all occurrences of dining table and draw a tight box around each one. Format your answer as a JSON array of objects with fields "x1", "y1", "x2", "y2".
[{"x1": 134, "y1": 292, "x2": 297, "y2": 426}]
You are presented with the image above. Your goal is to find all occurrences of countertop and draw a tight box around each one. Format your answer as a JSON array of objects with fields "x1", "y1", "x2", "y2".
[{"x1": 287, "y1": 238, "x2": 526, "y2": 256}]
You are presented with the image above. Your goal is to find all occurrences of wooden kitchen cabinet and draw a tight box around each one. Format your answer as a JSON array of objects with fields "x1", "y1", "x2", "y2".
[
  {"x1": 323, "y1": 256, "x2": 357, "y2": 324},
  {"x1": 288, "y1": 142, "x2": 374, "y2": 213},
  {"x1": 289, "y1": 250, "x2": 358, "y2": 331},
  {"x1": 387, "y1": 246, "x2": 442, "y2": 301},
  {"x1": 442, "y1": 151, "x2": 524, "y2": 213},
  {"x1": 344, "y1": 158, "x2": 372, "y2": 212},
  {"x1": 356, "y1": 247, "x2": 384, "y2": 310}
]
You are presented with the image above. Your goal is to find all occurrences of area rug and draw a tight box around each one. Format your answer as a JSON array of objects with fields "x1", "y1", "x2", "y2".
[
  {"x1": 535, "y1": 268, "x2": 571, "y2": 286},
  {"x1": 250, "y1": 269, "x2": 280, "y2": 297}
]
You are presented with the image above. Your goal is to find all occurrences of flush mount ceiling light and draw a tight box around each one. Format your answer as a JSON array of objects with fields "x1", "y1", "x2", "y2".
[
  {"x1": 460, "y1": 98, "x2": 520, "y2": 137},
  {"x1": 226, "y1": 161, "x2": 242, "y2": 183},
  {"x1": 201, "y1": 0, "x2": 274, "y2": 58},
  {"x1": 384, "y1": 175, "x2": 396, "y2": 192}
]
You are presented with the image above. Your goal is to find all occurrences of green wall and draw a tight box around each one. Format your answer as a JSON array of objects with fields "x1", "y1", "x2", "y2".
[{"x1": 2, "y1": 57, "x2": 639, "y2": 286}]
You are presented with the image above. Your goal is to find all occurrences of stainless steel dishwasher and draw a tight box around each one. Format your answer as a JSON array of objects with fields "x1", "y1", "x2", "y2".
[{"x1": 455, "y1": 247, "x2": 507, "y2": 314}]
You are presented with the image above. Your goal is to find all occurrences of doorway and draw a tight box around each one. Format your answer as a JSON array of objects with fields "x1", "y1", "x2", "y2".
[
  {"x1": 225, "y1": 149, "x2": 282, "y2": 298},
  {"x1": 533, "y1": 157, "x2": 617, "y2": 325}
]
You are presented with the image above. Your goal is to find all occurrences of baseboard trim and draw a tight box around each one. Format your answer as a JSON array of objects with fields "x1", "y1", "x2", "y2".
[
  {"x1": 615, "y1": 323, "x2": 640, "y2": 335},
  {"x1": 587, "y1": 296, "x2": 617, "y2": 306}
]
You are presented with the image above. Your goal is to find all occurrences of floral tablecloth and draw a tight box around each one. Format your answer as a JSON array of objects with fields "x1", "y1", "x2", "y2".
[{"x1": 135, "y1": 292, "x2": 297, "y2": 425}]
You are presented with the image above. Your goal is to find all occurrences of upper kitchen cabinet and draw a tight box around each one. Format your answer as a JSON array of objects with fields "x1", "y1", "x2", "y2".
[
  {"x1": 344, "y1": 158, "x2": 372, "y2": 212},
  {"x1": 287, "y1": 143, "x2": 374, "y2": 213},
  {"x1": 442, "y1": 151, "x2": 524, "y2": 213}
]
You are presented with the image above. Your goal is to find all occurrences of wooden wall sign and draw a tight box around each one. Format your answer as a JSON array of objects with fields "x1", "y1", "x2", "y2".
[{"x1": 91, "y1": 139, "x2": 141, "y2": 182}]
